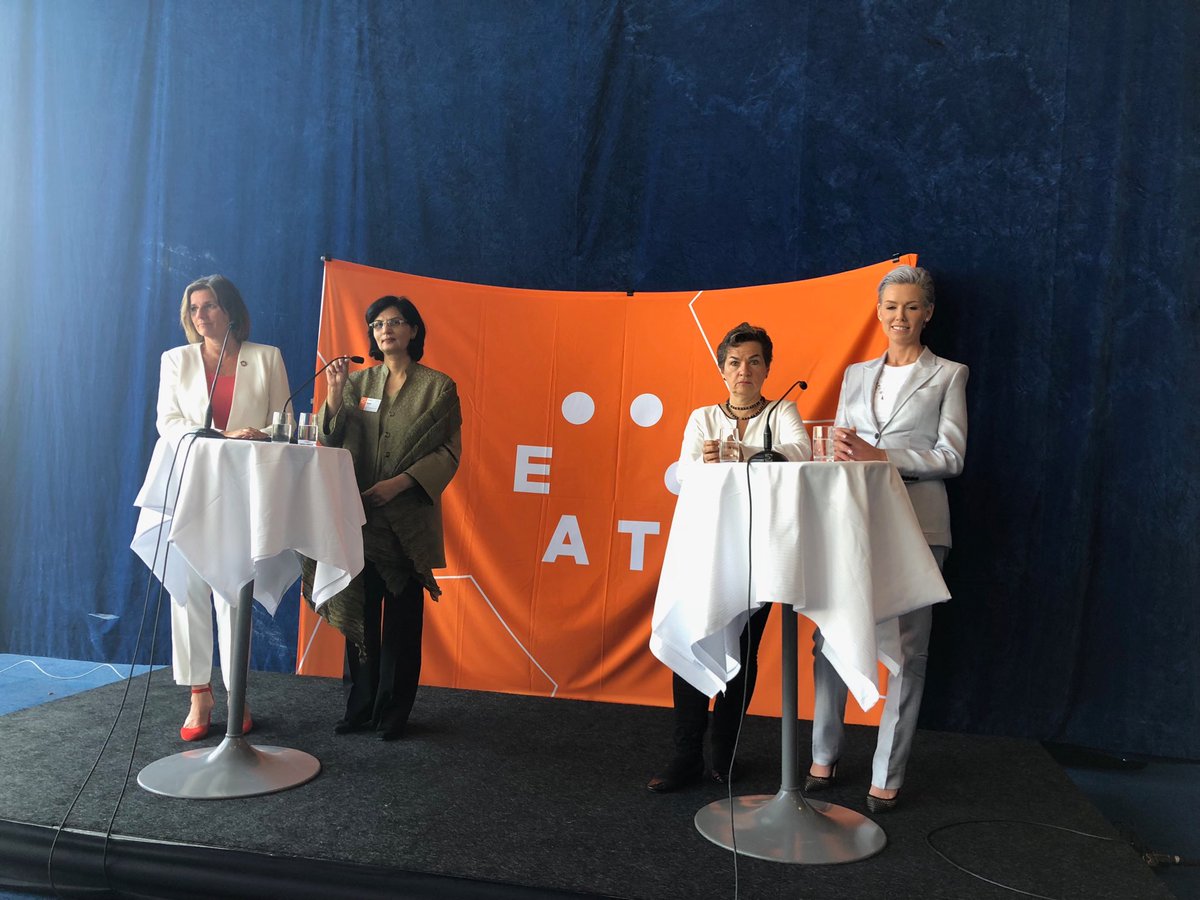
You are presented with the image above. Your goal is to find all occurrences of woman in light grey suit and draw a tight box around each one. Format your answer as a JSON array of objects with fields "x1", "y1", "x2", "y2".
[
  {"x1": 156, "y1": 274, "x2": 290, "y2": 740},
  {"x1": 805, "y1": 265, "x2": 967, "y2": 812}
]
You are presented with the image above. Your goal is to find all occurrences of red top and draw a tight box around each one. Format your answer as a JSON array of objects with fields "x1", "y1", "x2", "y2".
[{"x1": 207, "y1": 373, "x2": 236, "y2": 431}]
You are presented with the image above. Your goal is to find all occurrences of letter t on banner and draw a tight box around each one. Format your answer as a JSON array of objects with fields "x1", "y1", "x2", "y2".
[{"x1": 618, "y1": 520, "x2": 661, "y2": 571}]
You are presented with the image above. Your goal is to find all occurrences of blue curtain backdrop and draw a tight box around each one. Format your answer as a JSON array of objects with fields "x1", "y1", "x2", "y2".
[{"x1": 1, "y1": 1, "x2": 1196, "y2": 758}]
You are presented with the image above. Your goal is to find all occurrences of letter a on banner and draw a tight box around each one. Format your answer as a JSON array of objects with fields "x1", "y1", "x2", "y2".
[{"x1": 542, "y1": 515, "x2": 589, "y2": 565}]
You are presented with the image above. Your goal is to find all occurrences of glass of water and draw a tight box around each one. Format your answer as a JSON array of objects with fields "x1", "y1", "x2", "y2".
[
  {"x1": 812, "y1": 426, "x2": 835, "y2": 462},
  {"x1": 719, "y1": 433, "x2": 741, "y2": 463},
  {"x1": 297, "y1": 412, "x2": 319, "y2": 446},
  {"x1": 271, "y1": 410, "x2": 294, "y2": 443}
]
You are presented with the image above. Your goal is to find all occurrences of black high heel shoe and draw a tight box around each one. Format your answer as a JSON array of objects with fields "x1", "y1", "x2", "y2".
[
  {"x1": 804, "y1": 761, "x2": 838, "y2": 793},
  {"x1": 866, "y1": 790, "x2": 900, "y2": 813},
  {"x1": 647, "y1": 755, "x2": 704, "y2": 793}
]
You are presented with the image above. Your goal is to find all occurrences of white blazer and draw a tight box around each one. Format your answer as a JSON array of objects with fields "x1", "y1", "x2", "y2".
[
  {"x1": 156, "y1": 341, "x2": 291, "y2": 443},
  {"x1": 835, "y1": 347, "x2": 968, "y2": 546}
]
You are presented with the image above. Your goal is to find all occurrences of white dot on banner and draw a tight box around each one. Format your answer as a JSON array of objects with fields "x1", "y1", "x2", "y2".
[
  {"x1": 561, "y1": 392, "x2": 595, "y2": 425},
  {"x1": 664, "y1": 462, "x2": 680, "y2": 495},
  {"x1": 630, "y1": 393, "x2": 663, "y2": 427}
]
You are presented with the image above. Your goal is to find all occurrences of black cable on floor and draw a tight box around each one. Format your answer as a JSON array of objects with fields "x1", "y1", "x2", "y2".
[
  {"x1": 721, "y1": 456, "x2": 759, "y2": 898},
  {"x1": 46, "y1": 433, "x2": 198, "y2": 899},
  {"x1": 925, "y1": 818, "x2": 1120, "y2": 900}
]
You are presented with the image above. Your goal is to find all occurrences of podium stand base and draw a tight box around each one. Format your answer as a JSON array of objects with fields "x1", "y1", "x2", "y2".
[
  {"x1": 694, "y1": 789, "x2": 886, "y2": 864},
  {"x1": 137, "y1": 736, "x2": 321, "y2": 799}
]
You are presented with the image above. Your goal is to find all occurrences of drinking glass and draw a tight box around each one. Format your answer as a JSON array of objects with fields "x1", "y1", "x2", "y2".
[
  {"x1": 271, "y1": 410, "x2": 294, "y2": 443},
  {"x1": 719, "y1": 434, "x2": 741, "y2": 463},
  {"x1": 297, "y1": 412, "x2": 318, "y2": 446},
  {"x1": 812, "y1": 426, "x2": 835, "y2": 462}
]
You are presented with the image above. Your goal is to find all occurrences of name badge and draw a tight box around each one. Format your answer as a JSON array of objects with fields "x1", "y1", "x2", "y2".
[{"x1": 359, "y1": 397, "x2": 382, "y2": 413}]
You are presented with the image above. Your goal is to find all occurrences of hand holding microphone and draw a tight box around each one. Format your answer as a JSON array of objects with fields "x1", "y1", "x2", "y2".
[
  {"x1": 270, "y1": 354, "x2": 364, "y2": 443},
  {"x1": 282, "y1": 354, "x2": 365, "y2": 423},
  {"x1": 325, "y1": 357, "x2": 352, "y2": 416}
]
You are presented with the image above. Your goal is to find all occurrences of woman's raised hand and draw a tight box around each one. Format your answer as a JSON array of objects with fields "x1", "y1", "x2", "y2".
[{"x1": 325, "y1": 357, "x2": 349, "y2": 415}]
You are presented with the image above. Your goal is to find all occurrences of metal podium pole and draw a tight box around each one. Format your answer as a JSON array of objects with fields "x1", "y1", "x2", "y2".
[
  {"x1": 138, "y1": 580, "x2": 321, "y2": 799},
  {"x1": 693, "y1": 604, "x2": 887, "y2": 863}
]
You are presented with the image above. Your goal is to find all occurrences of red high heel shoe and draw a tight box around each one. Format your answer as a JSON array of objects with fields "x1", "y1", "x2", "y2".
[{"x1": 180, "y1": 685, "x2": 213, "y2": 742}]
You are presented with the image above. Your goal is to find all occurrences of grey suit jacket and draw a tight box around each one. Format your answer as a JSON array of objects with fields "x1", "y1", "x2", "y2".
[
  {"x1": 156, "y1": 341, "x2": 291, "y2": 442},
  {"x1": 835, "y1": 346, "x2": 968, "y2": 546}
]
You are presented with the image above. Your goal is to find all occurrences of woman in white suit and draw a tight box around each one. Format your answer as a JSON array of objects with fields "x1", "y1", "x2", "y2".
[
  {"x1": 805, "y1": 265, "x2": 967, "y2": 812},
  {"x1": 156, "y1": 274, "x2": 290, "y2": 740}
]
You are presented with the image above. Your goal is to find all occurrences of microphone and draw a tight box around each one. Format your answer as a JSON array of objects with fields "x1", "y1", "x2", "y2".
[
  {"x1": 280, "y1": 355, "x2": 365, "y2": 442},
  {"x1": 746, "y1": 380, "x2": 808, "y2": 463},
  {"x1": 194, "y1": 323, "x2": 236, "y2": 439}
]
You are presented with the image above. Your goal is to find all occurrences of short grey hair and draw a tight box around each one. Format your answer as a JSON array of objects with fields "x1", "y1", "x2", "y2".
[{"x1": 877, "y1": 265, "x2": 935, "y2": 307}]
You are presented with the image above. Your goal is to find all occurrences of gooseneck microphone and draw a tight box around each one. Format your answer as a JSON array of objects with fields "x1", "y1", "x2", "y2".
[
  {"x1": 280, "y1": 355, "x2": 366, "y2": 441},
  {"x1": 746, "y1": 379, "x2": 808, "y2": 463},
  {"x1": 195, "y1": 323, "x2": 236, "y2": 439}
]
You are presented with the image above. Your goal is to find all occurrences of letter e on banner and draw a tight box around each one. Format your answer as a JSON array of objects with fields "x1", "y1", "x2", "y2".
[
  {"x1": 543, "y1": 514, "x2": 589, "y2": 565},
  {"x1": 514, "y1": 445, "x2": 552, "y2": 494}
]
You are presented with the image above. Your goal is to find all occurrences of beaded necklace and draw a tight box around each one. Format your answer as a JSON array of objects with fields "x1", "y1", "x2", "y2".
[{"x1": 725, "y1": 397, "x2": 767, "y2": 419}]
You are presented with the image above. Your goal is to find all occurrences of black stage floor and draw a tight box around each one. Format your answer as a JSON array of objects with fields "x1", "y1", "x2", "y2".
[{"x1": 0, "y1": 672, "x2": 1174, "y2": 899}]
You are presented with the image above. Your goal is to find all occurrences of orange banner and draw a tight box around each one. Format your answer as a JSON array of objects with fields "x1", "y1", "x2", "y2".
[{"x1": 297, "y1": 256, "x2": 912, "y2": 723}]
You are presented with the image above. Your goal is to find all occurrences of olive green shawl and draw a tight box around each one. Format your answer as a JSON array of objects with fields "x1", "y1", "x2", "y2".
[{"x1": 303, "y1": 364, "x2": 462, "y2": 647}]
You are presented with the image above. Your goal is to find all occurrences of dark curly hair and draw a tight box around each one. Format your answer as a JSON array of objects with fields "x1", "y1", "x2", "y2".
[{"x1": 716, "y1": 321, "x2": 772, "y2": 369}]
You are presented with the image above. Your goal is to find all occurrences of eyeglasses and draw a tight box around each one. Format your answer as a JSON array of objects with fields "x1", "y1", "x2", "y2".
[{"x1": 369, "y1": 317, "x2": 408, "y2": 331}]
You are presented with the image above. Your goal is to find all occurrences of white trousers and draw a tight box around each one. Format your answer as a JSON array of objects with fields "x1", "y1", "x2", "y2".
[
  {"x1": 811, "y1": 545, "x2": 947, "y2": 790},
  {"x1": 169, "y1": 562, "x2": 236, "y2": 689}
]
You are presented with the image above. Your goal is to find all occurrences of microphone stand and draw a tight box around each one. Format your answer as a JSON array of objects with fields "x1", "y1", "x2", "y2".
[
  {"x1": 746, "y1": 380, "x2": 808, "y2": 462},
  {"x1": 279, "y1": 355, "x2": 365, "y2": 444},
  {"x1": 194, "y1": 324, "x2": 235, "y2": 439}
]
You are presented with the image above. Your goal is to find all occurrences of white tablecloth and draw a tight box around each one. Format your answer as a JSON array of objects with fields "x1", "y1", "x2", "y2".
[
  {"x1": 131, "y1": 436, "x2": 365, "y2": 614},
  {"x1": 650, "y1": 461, "x2": 949, "y2": 711}
]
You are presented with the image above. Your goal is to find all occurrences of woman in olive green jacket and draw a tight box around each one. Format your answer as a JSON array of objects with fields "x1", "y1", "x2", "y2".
[{"x1": 317, "y1": 295, "x2": 462, "y2": 740}]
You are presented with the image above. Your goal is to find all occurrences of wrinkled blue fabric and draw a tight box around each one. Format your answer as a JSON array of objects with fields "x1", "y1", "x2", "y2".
[{"x1": 0, "y1": 1, "x2": 1196, "y2": 757}]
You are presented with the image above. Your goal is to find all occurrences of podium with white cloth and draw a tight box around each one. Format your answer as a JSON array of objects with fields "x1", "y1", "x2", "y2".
[
  {"x1": 131, "y1": 436, "x2": 365, "y2": 799},
  {"x1": 651, "y1": 461, "x2": 949, "y2": 863}
]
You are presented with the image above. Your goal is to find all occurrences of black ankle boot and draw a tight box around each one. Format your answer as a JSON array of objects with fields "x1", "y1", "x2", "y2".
[{"x1": 647, "y1": 754, "x2": 704, "y2": 793}]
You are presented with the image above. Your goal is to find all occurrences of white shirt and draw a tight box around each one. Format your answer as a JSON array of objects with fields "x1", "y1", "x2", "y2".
[
  {"x1": 872, "y1": 362, "x2": 916, "y2": 425},
  {"x1": 678, "y1": 399, "x2": 811, "y2": 471}
]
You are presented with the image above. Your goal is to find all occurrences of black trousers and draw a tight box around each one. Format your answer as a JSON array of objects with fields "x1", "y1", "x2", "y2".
[
  {"x1": 342, "y1": 561, "x2": 425, "y2": 733},
  {"x1": 671, "y1": 603, "x2": 772, "y2": 764}
]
